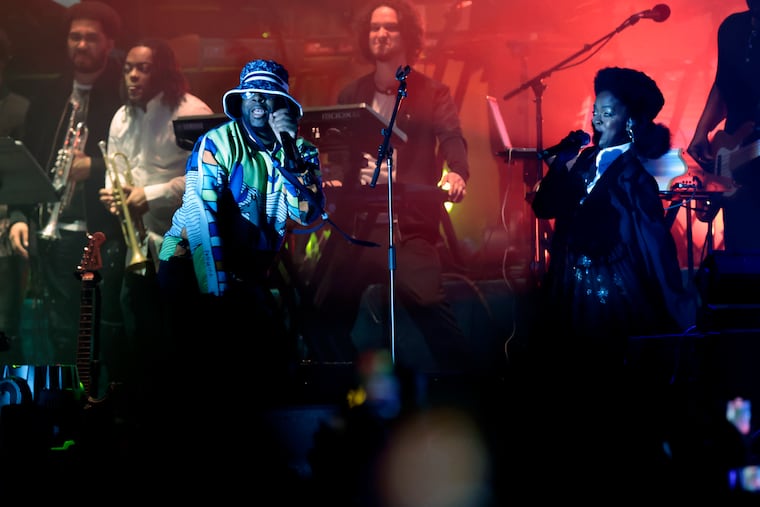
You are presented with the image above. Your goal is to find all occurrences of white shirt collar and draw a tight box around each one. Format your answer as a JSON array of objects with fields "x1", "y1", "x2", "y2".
[
  {"x1": 587, "y1": 142, "x2": 631, "y2": 192},
  {"x1": 595, "y1": 142, "x2": 631, "y2": 172}
]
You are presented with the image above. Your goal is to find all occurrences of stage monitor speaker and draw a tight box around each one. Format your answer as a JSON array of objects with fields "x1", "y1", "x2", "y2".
[{"x1": 696, "y1": 251, "x2": 760, "y2": 331}]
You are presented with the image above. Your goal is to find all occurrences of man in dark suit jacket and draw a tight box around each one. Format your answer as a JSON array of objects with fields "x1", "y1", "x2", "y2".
[
  {"x1": 9, "y1": 1, "x2": 126, "y2": 367},
  {"x1": 307, "y1": 0, "x2": 473, "y2": 376}
]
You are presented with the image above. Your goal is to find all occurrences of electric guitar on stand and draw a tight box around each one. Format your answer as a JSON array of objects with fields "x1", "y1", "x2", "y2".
[{"x1": 75, "y1": 231, "x2": 108, "y2": 406}]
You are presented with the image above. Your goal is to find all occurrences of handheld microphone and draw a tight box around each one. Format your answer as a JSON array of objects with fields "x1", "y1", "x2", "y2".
[
  {"x1": 538, "y1": 130, "x2": 591, "y2": 160},
  {"x1": 280, "y1": 130, "x2": 301, "y2": 171},
  {"x1": 633, "y1": 4, "x2": 671, "y2": 23}
]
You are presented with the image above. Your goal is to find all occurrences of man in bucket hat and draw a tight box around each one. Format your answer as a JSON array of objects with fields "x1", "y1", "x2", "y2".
[
  {"x1": 152, "y1": 60, "x2": 324, "y2": 462},
  {"x1": 160, "y1": 58, "x2": 323, "y2": 299}
]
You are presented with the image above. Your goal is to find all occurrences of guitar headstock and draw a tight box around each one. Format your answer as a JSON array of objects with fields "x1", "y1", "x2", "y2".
[{"x1": 76, "y1": 232, "x2": 106, "y2": 281}]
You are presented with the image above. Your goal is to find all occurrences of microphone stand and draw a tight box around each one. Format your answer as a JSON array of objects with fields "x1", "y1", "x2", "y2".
[
  {"x1": 502, "y1": 11, "x2": 648, "y2": 283},
  {"x1": 371, "y1": 65, "x2": 409, "y2": 366}
]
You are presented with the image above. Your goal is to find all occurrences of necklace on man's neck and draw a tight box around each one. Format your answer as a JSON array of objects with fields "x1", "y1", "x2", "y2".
[
  {"x1": 374, "y1": 81, "x2": 396, "y2": 96},
  {"x1": 374, "y1": 71, "x2": 399, "y2": 95},
  {"x1": 374, "y1": 63, "x2": 410, "y2": 95}
]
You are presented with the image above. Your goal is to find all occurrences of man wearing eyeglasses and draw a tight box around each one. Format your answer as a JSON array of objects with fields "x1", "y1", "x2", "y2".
[
  {"x1": 8, "y1": 1, "x2": 128, "y2": 370},
  {"x1": 97, "y1": 38, "x2": 210, "y2": 416}
]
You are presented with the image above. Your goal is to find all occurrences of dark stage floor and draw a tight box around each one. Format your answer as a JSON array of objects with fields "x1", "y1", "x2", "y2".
[
  {"x1": 1, "y1": 337, "x2": 760, "y2": 504},
  {"x1": 2, "y1": 288, "x2": 760, "y2": 503}
]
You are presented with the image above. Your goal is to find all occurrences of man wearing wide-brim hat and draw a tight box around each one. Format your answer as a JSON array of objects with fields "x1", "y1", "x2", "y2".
[
  {"x1": 160, "y1": 58, "x2": 323, "y2": 296},
  {"x1": 157, "y1": 59, "x2": 325, "y2": 411}
]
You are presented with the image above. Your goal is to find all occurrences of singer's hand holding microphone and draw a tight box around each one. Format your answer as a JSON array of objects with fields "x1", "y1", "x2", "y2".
[
  {"x1": 269, "y1": 107, "x2": 301, "y2": 171},
  {"x1": 269, "y1": 107, "x2": 298, "y2": 147}
]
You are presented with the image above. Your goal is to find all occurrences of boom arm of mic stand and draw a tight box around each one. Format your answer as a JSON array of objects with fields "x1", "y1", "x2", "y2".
[
  {"x1": 500, "y1": 13, "x2": 643, "y2": 281},
  {"x1": 501, "y1": 14, "x2": 642, "y2": 103},
  {"x1": 371, "y1": 67, "x2": 408, "y2": 188}
]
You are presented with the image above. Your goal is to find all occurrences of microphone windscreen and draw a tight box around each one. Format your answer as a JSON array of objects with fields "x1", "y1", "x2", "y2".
[{"x1": 652, "y1": 4, "x2": 671, "y2": 22}]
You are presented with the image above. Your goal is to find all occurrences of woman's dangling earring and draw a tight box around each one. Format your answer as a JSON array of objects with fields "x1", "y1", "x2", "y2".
[{"x1": 626, "y1": 118, "x2": 635, "y2": 143}]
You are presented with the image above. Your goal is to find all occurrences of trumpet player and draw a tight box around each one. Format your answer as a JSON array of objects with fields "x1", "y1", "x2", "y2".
[
  {"x1": 98, "y1": 37, "x2": 211, "y2": 414},
  {"x1": 9, "y1": 2, "x2": 127, "y2": 367}
]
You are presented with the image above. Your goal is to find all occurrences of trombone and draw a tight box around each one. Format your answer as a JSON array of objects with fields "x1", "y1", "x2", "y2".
[{"x1": 97, "y1": 140, "x2": 149, "y2": 271}]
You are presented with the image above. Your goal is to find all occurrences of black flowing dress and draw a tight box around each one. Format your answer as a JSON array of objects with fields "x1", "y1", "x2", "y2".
[{"x1": 531, "y1": 146, "x2": 695, "y2": 359}]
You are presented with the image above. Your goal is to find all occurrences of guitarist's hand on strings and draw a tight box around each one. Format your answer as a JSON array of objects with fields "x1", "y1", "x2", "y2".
[{"x1": 687, "y1": 135, "x2": 715, "y2": 172}]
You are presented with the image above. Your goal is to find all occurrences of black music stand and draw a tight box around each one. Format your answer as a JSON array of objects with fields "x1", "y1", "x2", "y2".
[{"x1": 0, "y1": 137, "x2": 57, "y2": 205}]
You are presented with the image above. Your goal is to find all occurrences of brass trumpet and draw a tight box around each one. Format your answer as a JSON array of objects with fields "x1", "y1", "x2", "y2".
[
  {"x1": 39, "y1": 119, "x2": 87, "y2": 241},
  {"x1": 97, "y1": 140, "x2": 149, "y2": 271}
]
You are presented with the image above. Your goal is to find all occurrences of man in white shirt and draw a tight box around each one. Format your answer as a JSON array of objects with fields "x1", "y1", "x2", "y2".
[{"x1": 98, "y1": 37, "x2": 212, "y2": 422}]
